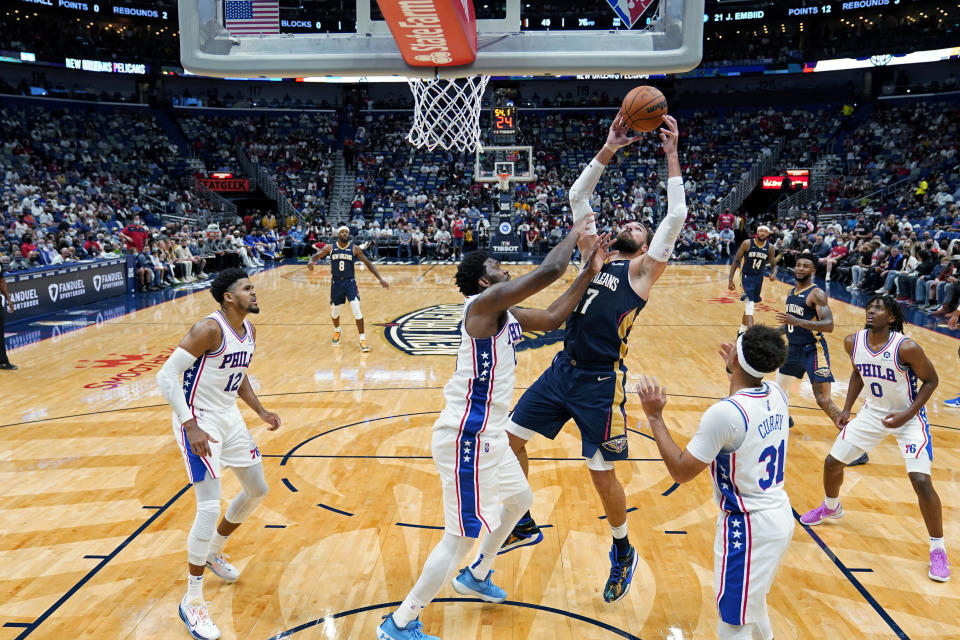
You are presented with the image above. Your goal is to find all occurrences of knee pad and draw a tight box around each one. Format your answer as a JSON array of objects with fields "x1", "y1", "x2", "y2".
[
  {"x1": 187, "y1": 499, "x2": 221, "y2": 566},
  {"x1": 330, "y1": 303, "x2": 341, "y2": 319},
  {"x1": 349, "y1": 299, "x2": 362, "y2": 319},
  {"x1": 744, "y1": 300, "x2": 755, "y2": 315}
]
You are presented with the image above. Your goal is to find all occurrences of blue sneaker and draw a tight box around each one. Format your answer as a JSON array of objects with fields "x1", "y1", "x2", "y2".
[
  {"x1": 944, "y1": 395, "x2": 960, "y2": 408},
  {"x1": 497, "y1": 517, "x2": 543, "y2": 555},
  {"x1": 603, "y1": 545, "x2": 639, "y2": 603},
  {"x1": 450, "y1": 567, "x2": 507, "y2": 603},
  {"x1": 376, "y1": 614, "x2": 439, "y2": 640}
]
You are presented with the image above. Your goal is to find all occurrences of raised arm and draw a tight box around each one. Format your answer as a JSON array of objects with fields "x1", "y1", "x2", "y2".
[
  {"x1": 633, "y1": 115, "x2": 686, "y2": 287},
  {"x1": 467, "y1": 216, "x2": 592, "y2": 333},
  {"x1": 882, "y1": 338, "x2": 938, "y2": 429},
  {"x1": 355, "y1": 245, "x2": 389, "y2": 288},
  {"x1": 571, "y1": 112, "x2": 640, "y2": 252},
  {"x1": 510, "y1": 233, "x2": 615, "y2": 332}
]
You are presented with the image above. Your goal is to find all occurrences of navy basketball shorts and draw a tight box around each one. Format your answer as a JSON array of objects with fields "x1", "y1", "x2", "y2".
[
  {"x1": 330, "y1": 278, "x2": 359, "y2": 305},
  {"x1": 740, "y1": 273, "x2": 764, "y2": 303},
  {"x1": 509, "y1": 352, "x2": 630, "y2": 462},
  {"x1": 778, "y1": 339, "x2": 835, "y2": 383}
]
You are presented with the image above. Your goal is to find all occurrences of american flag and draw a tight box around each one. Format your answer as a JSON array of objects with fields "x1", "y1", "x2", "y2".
[{"x1": 224, "y1": 0, "x2": 279, "y2": 35}]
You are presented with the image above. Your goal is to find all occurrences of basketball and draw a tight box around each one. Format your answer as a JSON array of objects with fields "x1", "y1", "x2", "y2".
[{"x1": 621, "y1": 85, "x2": 668, "y2": 132}]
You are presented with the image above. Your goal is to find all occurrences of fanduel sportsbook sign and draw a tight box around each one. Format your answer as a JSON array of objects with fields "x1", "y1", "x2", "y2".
[{"x1": 2, "y1": 259, "x2": 130, "y2": 320}]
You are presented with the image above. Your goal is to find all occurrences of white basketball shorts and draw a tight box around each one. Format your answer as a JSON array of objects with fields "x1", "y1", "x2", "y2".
[
  {"x1": 432, "y1": 426, "x2": 528, "y2": 538},
  {"x1": 172, "y1": 406, "x2": 261, "y2": 483},
  {"x1": 714, "y1": 502, "x2": 794, "y2": 630},
  {"x1": 831, "y1": 405, "x2": 932, "y2": 474}
]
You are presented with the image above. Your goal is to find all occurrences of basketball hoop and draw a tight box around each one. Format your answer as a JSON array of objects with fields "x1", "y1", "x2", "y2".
[
  {"x1": 406, "y1": 75, "x2": 490, "y2": 152},
  {"x1": 496, "y1": 173, "x2": 512, "y2": 192}
]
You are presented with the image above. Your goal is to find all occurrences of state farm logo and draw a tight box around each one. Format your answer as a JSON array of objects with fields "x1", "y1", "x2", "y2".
[
  {"x1": 698, "y1": 292, "x2": 777, "y2": 313},
  {"x1": 93, "y1": 271, "x2": 125, "y2": 292},
  {"x1": 48, "y1": 279, "x2": 86, "y2": 302},
  {"x1": 75, "y1": 348, "x2": 176, "y2": 389}
]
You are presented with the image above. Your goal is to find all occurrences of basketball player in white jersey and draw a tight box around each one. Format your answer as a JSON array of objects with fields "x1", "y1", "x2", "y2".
[
  {"x1": 800, "y1": 295, "x2": 949, "y2": 582},
  {"x1": 377, "y1": 216, "x2": 613, "y2": 640},
  {"x1": 156, "y1": 268, "x2": 282, "y2": 640},
  {"x1": 637, "y1": 325, "x2": 792, "y2": 640}
]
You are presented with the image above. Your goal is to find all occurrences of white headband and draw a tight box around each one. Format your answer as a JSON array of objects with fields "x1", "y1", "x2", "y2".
[
  {"x1": 337, "y1": 225, "x2": 349, "y2": 234},
  {"x1": 756, "y1": 225, "x2": 770, "y2": 233},
  {"x1": 736, "y1": 333, "x2": 772, "y2": 379}
]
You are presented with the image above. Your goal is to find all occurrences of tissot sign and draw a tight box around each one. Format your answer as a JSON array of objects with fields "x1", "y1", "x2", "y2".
[{"x1": 197, "y1": 178, "x2": 250, "y2": 192}]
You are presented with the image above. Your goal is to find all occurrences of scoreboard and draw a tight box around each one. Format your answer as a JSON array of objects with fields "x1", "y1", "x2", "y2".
[{"x1": 491, "y1": 107, "x2": 517, "y2": 138}]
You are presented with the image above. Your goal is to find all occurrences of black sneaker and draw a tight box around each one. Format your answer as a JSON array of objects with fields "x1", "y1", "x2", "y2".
[
  {"x1": 603, "y1": 544, "x2": 639, "y2": 603},
  {"x1": 0, "y1": 363, "x2": 18, "y2": 370},
  {"x1": 848, "y1": 453, "x2": 869, "y2": 466},
  {"x1": 497, "y1": 517, "x2": 543, "y2": 555}
]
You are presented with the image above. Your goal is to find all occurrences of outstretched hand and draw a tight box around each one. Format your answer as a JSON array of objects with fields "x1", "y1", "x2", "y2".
[
  {"x1": 659, "y1": 115, "x2": 679, "y2": 155},
  {"x1": 571, "y1": 213, "x2": 596, "y2": 237},
  {"x1": 583, "y1": 231, "x2": 617, "y2": 273},
  {"x1": 636, "y1": 375, "x2": 668, "y2": 416},
  {"x1": 606, "y1": 111, "x2": 643, "y2": 151}
]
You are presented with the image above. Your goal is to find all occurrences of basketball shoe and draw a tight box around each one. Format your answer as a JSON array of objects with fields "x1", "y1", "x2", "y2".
[
  {"x1": 800, "y1": 501, "x2": 843, "y2": 525},
  {"x1": 360, "y1": 339, "x2": 370, "y2": 353},
  {"x1": 943, "y1": 395, "x2": 960, "y2": 408},
  {"x1": 929, "y1": 549, "x2": 950, "y2": 582},
  {"x1": 331, "y1": 329, "x2": 341, "y2": 346},
  {"x1": 376, "y1": 614, "x2": 439, "y2": 640},
  {"x1": 603, "y1": 544, "x2": 639, "y2": 603},
  {"x1": 847, "y1": 452, "x2": 869, "y2": 466},
  {"x1": 498, "y1": 517, "x2": 543, "y2": 554},
  {"x1": 178, "y1": 598, "x2": 220, "y2": 640},
  {"x1": 205, "y1": 553, "x2": 239, "y2": 582},
  {"x1": 451, "y1": 567, "x2": 507, "y2": 603}
]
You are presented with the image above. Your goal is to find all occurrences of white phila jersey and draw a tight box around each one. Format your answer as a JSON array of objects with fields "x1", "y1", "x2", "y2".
[
  {"x1": 182, "y1": 310, "x2": 255, "y2": 414},
  {"x1": 435, "y1": 296, "x2": 524, "y2": 436},
  {"x1": 711, "y1": 383, "x2": 791, "y2": 514},
  {"x1": 851, "y1": 329, "x2": 918, "y2": 415}
]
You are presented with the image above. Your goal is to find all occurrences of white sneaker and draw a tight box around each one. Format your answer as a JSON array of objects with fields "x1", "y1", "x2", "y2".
[
  {"x1": 178, "y1": 598, "x2": 221, "y2": 640},
  {"x1": 205, "y1": 553, "x2": 239, "y2": 582}
]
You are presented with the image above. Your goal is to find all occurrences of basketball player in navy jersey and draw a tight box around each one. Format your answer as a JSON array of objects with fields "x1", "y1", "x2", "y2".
[
  {"x1": 503, "y1": 114, "x2": 689, "y2": 604},
  {"x1": 800, "y1": 296, "x2": 949, "y2": 582},
  {"x1": 377, "y1": 218, "x2": 614, "y2": 640},
  {"x1": 156, "y1": 268, "x2": 282, "y2": 640},
  {"x1": 774, "y1": 253, "x2": 869, "y2": 465},
  {"x1": 637, "y1": 325, "x2": 792, "y2": 640},
  {"x1": 308, "y1": 225, "x2": 389, "y2": 352},
  {"x1": 729, "y1": 225, "x2": 777, "y2": 335}
]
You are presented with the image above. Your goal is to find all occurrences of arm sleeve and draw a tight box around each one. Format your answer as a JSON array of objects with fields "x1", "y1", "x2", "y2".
[
  {"x1": 157, "y1": 347, "x2": 199, "y2": 424},
  {"x1": 685, "y1": 401, "x2": 746, "y2": 464},
  {"x1": 647, "y1": 176, "x2": 689, "y2": 262},
  {"x1": 569, "y1": 160, "x2": 606, "y2": 235}
]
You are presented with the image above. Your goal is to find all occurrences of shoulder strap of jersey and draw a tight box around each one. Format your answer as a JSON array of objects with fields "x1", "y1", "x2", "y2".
[{"x1": 206, "y1": 312, "x2": 227, "y2": 355}]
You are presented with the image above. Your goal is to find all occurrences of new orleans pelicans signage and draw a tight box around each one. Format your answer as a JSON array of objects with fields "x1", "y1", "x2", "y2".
[{"x1": 383, "y1": 304, "x2": 565, "y2": 356}]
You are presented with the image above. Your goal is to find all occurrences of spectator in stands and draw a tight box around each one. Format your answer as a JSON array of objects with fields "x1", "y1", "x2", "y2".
[
  {"x1": 877, "y1": 245, "x2": 915, "y2": 294},
  {"x1": 0, "y1": 256, "x2": 15, "y2": 370},
  {"x1": 286, "y1": 225, "x2": 306, "y2": 258},
  {"x1": 411, "y1": 226, "x2": 425, "y2": 258},
  {"x1": 398, "y1": 225, "x2": 412, "y2": 260},
  {"x1": 120, "y1": 216, "x2": 149, "y2": 253},
  {"x1": 434, "y1": 226, "x2": 451, "y2": 260},
  {"x1": 7, "y1": 247, "x2": 30, "y2": 272},
  {"x1": 922, "y1": 255, "x2": 956, "y2": 311},
  {"x1": 820, "y1": 240, "x2": 849, "y2": 282},
  {"x1": 135, "y1": 248, "x2": 157, "y2": 291},
  {"x1": 451, "y1": 214, "x2": 465, "y2": 260},
  {"x1": 896, "y1": 249, "x2": 936, "y2": 302}
]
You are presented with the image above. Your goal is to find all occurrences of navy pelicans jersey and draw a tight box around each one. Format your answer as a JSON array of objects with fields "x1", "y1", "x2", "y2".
[
  {"x1": 852, "y1": 330, "x2": 921, "y2": 416},
  {"x1": 563, "y1": 260, "x2": 646, "y2": 367},
  {"x1": 712, "y1": 382, "x2": 791, "y2": 514},
  {"x1": 784, "y1": 285, "x2": 820, "y2": 346},
  {"x1": 742, "y1": 239, "x2": 769, "y2": 276},
  {"x1": 182, "y1": 311, "x2": 255, "y2": 415},
  {"x1": 435, "y1": 297, "x2": 524, "y2": 436},
  {"x1": 330, "y1": 240, "x2": 355, "y2": 280}
]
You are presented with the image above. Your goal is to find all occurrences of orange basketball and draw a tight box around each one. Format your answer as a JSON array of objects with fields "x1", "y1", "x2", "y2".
[{"x1": 621, "y1": 85, "x2": 668, "y2": 132}]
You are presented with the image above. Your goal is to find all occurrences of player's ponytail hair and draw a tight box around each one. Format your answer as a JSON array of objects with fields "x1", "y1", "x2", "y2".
[
  {"x1": 455, "y1": 250, "x2": 490, "y2": 296},
  {"x1": 867, "y1": 294, "x2": 905, "y2": 334}
]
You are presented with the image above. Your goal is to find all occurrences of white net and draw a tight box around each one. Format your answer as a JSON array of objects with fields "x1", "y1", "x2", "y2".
[{"x1": 406, "y1": 75, "x2": 490, "y2": 152}]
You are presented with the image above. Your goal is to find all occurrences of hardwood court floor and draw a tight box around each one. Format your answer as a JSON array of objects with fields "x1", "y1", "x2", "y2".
[{"x1": 1, "y1": 263, "x2": 958, "y2": 640}]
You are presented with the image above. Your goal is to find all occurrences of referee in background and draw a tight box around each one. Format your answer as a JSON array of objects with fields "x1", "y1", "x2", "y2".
[{"x1": 0, "y1": 258, "x2": 16, "y2": 370}]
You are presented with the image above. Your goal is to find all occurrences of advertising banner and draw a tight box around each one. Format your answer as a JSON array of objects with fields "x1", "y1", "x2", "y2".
[{"x1": 2, "y1": 259, "x2": 131, "y2": 321}]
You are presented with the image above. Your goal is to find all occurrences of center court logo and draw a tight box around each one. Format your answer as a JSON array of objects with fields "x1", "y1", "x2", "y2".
[{"x1": 381, "y1": 304, "x2": 565, "y2": 356}]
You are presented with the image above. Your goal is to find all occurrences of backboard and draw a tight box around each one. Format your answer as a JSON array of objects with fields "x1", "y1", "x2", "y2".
[
  {"x1": 178, "y1": 0, "x2": 704, "y2": 79},
  {"x1": 475, "y1": 146, "x2": 535, "y2": 184}
]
